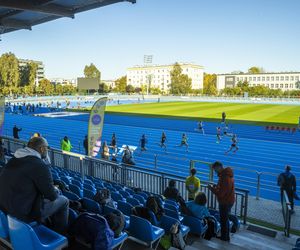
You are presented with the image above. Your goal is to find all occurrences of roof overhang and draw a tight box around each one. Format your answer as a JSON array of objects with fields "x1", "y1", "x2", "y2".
[{"x1": 0, "y1": 0, "x2": 136, "y2": 35}]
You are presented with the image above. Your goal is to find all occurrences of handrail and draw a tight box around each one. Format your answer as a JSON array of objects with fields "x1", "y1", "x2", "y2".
[{"x1": 282, "y1": 190, "x2": 292, "y2": 237}]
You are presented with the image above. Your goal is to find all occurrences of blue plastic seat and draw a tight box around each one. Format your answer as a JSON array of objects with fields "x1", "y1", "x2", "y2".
[
  {"x1": 103, "y1": 182, "x2": 113, "y2": 188},
  {"x1": 132, "y1": 194, "x2": 146, "y2": 205},
  {"x1": 0, "y1": 210, "x2": 9, "y2": 239},
  {"x1": 117, "y1": 200, "x2": 133, "y2": 216},
  {"x1": 103, "y1": 205, "x2": 129, "y2": 230},
  {"x1": 119, "y1": 190, "x2": 131, "y2": 199},
  {"x1": 62, "y1": 190, "x2": 80, "y2": 201},
  {"x1": 129, "y1": 215, "x2": 165, "y2": 250},
  {"x1": 7, "y1": 215, "x2": 68, "y2": 250},
  {"x1": 112, "y1": 231, "x2": 128, "y2": 250},
  {"x1": 69, "y1": 184, "x2": 83, "y2": 198},
  {"x1": 81, "y1": 197, "x2": 102, "y2": 214},
  {"x1": 159, "y1": 215, "x2": 190, "y2": 239},
  {"x1": 84, "y1": 178, "x2": 94, "y2": 186},
  {"x1": 83, "y1": 183, "x2": 96, "y2": 192},
  {"x1": 60, "y1": 176, "x2": 71, "y2": 184},
  {"x1": 126, "y1": 197, "x2": 141, "y2": 207},
  {"x1": 164, "y1": 208, "x2": 183, "y2": 222},
  {"x1": 137, "y1": 192, "x2": 149, "y2": 200},
  {"x1": 71, "y1": 179, "x2": 83, "y2": 188},
  {"x1": 83, "y1": 188, "x2": 96, "y2": 200},
  {"x1": 111, "y1": 192, "x2": 124, "y2": 202},
  {"x1": 164, "y1": 199, "x2": 179, "y2": 208},
  {"x1": 125, "y1": 188, "x2": 135, "y2": 195},
  {"x1": 182, "y1": 215, "x2": 208, "y2": 236},
  {"x1": 164, "y1": 203, "x2": 178, "y2": 212}
]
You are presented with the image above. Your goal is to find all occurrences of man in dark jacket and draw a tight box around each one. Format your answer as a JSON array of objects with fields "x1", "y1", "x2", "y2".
[
  {"x1": 208, "y1": 161, "x2": 235, "y2": 242},
  {"x1": 278, "y1": 165, "x2": 297, "y2": 213},
  {"x1": 13, "y1": 125, "x2": 22, "y2": 139},
  {"x1": 83, "y1": 135, "x2": 88, "y2": 155},
  {"x1": 0, "y1": 137, "x2": 69, "y2": 234}
]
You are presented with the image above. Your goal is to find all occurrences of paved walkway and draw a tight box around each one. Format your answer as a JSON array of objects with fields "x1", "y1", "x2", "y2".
[{"x1": 247, "y1": 195, "x2": 300, "y2": 231}]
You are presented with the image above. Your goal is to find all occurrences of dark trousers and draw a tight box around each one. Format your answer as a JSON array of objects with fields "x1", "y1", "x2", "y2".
[
  {"x1": 281, "y1": 189, "x2": 294, "y2": 210},
  {"x1": 219, "y1": 204, "x2": 233, "y2": 241}
]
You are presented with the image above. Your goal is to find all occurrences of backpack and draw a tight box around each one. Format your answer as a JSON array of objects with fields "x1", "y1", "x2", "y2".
[
  {"x1": 170, "y1": 222, "x2": 186, "y2": 250},
  {"x1": 203, "y1": 216, "x2": 216, "y2": 240},
  {"x1": 146, "y1": 196, "x2": 165, "y2": 221},
  {"x1": 69, "y1": 212, "x2": 114, "y2": 250},
  {"x1": 104, "y1": 210, "x2": 125, "y2": 237}
]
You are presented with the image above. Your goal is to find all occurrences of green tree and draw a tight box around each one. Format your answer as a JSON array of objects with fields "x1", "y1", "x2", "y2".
[
  {"x1": 84, "y1": 63, "x2": 101, "y2": 80},
  {"x1": 19, "y1": 62, "x2": 38, "y2": 87},
  {"x1": 203, "y1": 73, "x2": 217, "y2": 95},
  {"x1": 126, "y1": 84, "x2": 135, "y2": 93},
  {"x1": 169, "y1": 63, "x2": 192, "y2": 94},
  {"x1": 0, "y1": 52, "x2": 20, "y2": 93},
  {"x1": 114, "y1": 76, "x2": 127, "y2": 93},
  {"x1": 248, "y1": 66, "x2": 264, "y2": 74},
  {"x1": 37, "y1": 79, "x2": 54, "y2": 95},
  {"x1": 150, "y1": 86, "x2": 161, "y2": 95}
]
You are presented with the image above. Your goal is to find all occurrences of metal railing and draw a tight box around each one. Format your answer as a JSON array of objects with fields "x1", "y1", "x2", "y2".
[
  {"x1": 282, "y1": 190, "x2": 292, "y2": 237},
  {"x1": 1, "y1": 135, "x2": 249, "y2": 224}
]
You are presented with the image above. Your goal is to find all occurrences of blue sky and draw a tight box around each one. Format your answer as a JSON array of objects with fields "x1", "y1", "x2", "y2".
[{"x1": 1, "y1": 0, "x2": 300, "y2": 79}]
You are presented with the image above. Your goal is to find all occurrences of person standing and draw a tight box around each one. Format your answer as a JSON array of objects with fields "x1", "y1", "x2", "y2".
[
  {"x1": 208, "y1": 161, "x2": 235, "y2": 242},
  {"x1": 83, "y1": 135, "x2": 88, "y2": 155},
  {"x1": 140, "y1": 134, "x2": 147, "y2": 152},
  {"x1": 216, "y1": 127, "x2": 222, "y2": 143},
  {"x1": 101, "y1": 141, "x2": 110, "y2": 160},
  {"x1": 110, "y1": 133, "x2": 117, "y2": 153},
  {"x1": 61, "y1": 136, "x2": 72, "y2": 152},
  {"x1": 185, "y1": 168, "x2": 201, "y2": 201},
  {"x1": 13, "y1": 125, "x2": 22, "y2": 139},
  {"x1": 221, "y1": 112, "x2": 226, "y2": 124},
  {"x1": 159, "y1": 132, "x2": 167, "y2": 151},
  {"x1": 278, "y1": 165, "x2": 297, "y2": 213}
]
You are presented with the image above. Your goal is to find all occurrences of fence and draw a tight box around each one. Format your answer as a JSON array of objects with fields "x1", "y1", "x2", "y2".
[
  {"x1": 1, "y1": 135, "x2": 249, "y2": 224},
  {"x1": 282, "y1": 190, "x2": 292, "y2": 237}
]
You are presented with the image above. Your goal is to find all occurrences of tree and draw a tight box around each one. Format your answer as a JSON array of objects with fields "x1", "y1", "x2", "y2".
[
  {"x1": 37, "y1": 79, "x2": 54, "y2": 95},
  {"x1": 84, "y1": 63, "x2": 101, "y2": 80},
  {"x1": 19, "y1": 61, "x2": 38, "y2": 87},
  {"x1": 203, "y1": 73, "x2": 217, "y2": 95},
  {"x1": 169, "y1": 63, "x2": 192, "y2": 95},
  {"x1": 0, "y1": 53, "x2": 19, "y2": 93},
  {"x1": 248, "y1": 66, "x2": 264, "y2": 74},
  {"x1": 126, "y1": 84, "x2": 135, "y2": 93},
  {"x1": 150, "y1": 86, "x2": 161, "y2": 95},
  {"x1": 114, "y1": 76, "x2": 127, "y2": 93},
  {"x1": 99, "y1": 82, "x2": 110, "y2": 93}
]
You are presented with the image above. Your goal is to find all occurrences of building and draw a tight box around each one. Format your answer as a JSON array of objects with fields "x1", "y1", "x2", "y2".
[
  {"x1": 127, "y1": 63, "x2": 204, "y2": 92},
  {"x1": 18, "y1": 59, "x2": 45, "y2": 86},
  {"x1": 49, "y1": 78, "x2": 77, "y2": 86},
  {"x1": 217, "y1": 72, "x2": 300, "y2": 90}
]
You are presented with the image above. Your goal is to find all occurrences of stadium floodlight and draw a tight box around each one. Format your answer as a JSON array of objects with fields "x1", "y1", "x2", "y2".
[{"x1": 144, "y1": 55, "x2": 153, "y2": 65}]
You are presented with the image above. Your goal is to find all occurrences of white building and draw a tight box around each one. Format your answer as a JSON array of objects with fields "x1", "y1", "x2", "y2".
[
  {"x1": 49, "y1": 78, "x2": 77, "y2": 86},
  {"x1": 127, "y1": 63, "x2": 204, "y2": 92},
  {"x1": 18, "y1": 59, "x2": 45, "y2": 86},
  {"x1": 217, "y1": 72, "x2": 300, "y2": 90}
]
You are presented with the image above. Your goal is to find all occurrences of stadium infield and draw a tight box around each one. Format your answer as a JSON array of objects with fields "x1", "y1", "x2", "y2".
[{"x1": 105, "y1": 101, "x2": 300, "y2": 126}]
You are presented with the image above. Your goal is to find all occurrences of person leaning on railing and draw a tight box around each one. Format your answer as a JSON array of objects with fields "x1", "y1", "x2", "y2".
[{"x1": 278, "y1": 165, "x2": 297, "y2": 214}]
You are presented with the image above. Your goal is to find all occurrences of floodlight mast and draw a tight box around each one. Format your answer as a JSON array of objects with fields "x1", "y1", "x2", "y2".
[{"x1": 144, "y1": 55, "x2": 153, "y2": 95}]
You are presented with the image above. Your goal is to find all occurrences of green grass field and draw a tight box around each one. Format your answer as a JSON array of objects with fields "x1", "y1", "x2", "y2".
[{"x1": 106, "y1": 102, "x2": 300, "y2": 125}]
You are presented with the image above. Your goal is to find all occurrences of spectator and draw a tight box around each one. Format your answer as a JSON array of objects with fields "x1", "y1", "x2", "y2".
[
  {"x1": 0, "y1": 138, "x2": 6, "y2": 166},
  {"x1": 13, "y1": 125, "x2": 22, "y2": 139},
  {"x1": 83, "y1": 135, "x2": 88, "y2": 155},
  {"x1": 208, "y1": 161, "x2": 235, "y2": 242},
  {"x1": 163, "y1": 180, "x2": 186, "y2": 209},
  {"x1": 278, "y1": 165, "x2": 297, "y2": 213},
  {"x1": 221, "y1": 112, "x2": 226, "y2": 124},
  {"x1": 0, "y1": 137, "x2": 69, "y2": 234},
  {"x1": 122, "y1": 145, "x2": 135, "y2": 166},
  {"x1": 61, "y1": 136, "x2": 72, "y2": 152},
  {"x1": 185, "y1": 168, "x2": 200, "y2": 201},
  {"x1": 186, "y1": 192, "x2": 210, "y2": 219},
  {"x1": 110, "y1": 133, "x2": 117, "y2": 154},
  {"x1": 101, "y1": 141, "x2": 110, "y2": 160}
]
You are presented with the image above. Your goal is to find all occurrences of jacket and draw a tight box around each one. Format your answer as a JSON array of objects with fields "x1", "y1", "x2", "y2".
[
  {"x1": 212, "y1": 167, "x2": 235, "y2": 205},
  {"x1": 61, "y1": 139, "x2": 72, "y2": 151},
  {"x1": 185, "y1": 175, "x2": 200, "y2": 199},
  {"x1": 0, "y1": 147, "x2": 57, "y2": 222}
]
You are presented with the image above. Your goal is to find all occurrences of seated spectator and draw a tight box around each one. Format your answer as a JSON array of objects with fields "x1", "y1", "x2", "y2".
[
  {"x1": 186, "y1": 192, "x2": 210, "y2": 219},
  {"x1": 163, "y1": 180, "x2": 186, "y2": 209},
  {"x1": 0, "y1": 137, "x2": 69, "y2": 234}
]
